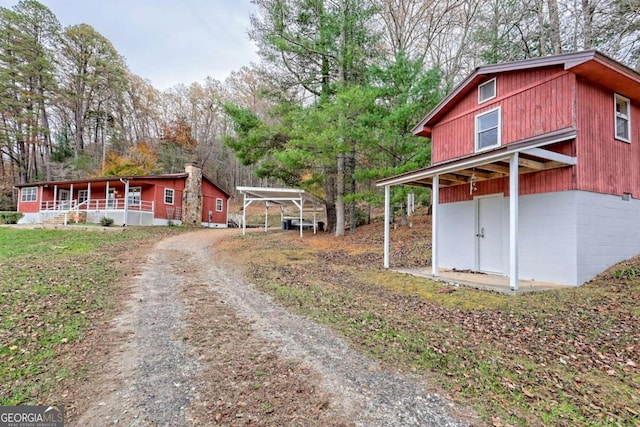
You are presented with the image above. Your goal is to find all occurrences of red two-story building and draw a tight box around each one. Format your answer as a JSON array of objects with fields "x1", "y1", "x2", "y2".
[{"x1": 378, "y1": 50, "x2": 640, "y2": 288}]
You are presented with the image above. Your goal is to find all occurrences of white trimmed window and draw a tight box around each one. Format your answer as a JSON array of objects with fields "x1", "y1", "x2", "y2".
[
  {"x1": 21, "y1": 187, "x2": 37, "y2": 202},
  {"x1": 476, "y1": 107, "x2": 501, "y2": 151},
  {"x1": 164, "y1": 188, "x2": 174, "y2": 205},
  {"x1": 127, "y1": 187, "x2": 141, "y2": 206},
  {"x1": 615, "y1": 94, "x2": 630, "y2": 142},
  {"x1": 78, "y1": 190, "x2": 88, "y2": 204},
  {"x1": 215, "y1": 198, "x2": 223, "y2": 212},
  {"x1": 478, "y1": 78, "x2": 496, "y2": 103}
]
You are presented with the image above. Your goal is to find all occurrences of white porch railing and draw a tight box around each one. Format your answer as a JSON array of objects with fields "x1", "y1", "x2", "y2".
[{"x1": 40, "y1": 198, "x2": 155, "y2": 213}]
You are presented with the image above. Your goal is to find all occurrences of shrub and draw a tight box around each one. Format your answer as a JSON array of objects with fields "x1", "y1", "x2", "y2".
[
  {"x1": 100, "y1": 216, "x2": 114, "y2": 227},
  {"x1": 0, "y1": 211, "x2": 23, "y2": 224}
]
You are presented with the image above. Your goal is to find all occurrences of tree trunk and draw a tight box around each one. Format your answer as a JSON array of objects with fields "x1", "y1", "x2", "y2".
[
  {"x1": 322, "y1": 164, "x2": 337, "y2": 232},
  {"x1": 547, "y1": 0, "x2": 562, "y2": 54},
  {"x1": 335, "y1": 153, "x2": 345, "y2": 236},
  {"x1": 582, "y1": 0, "x2": 593, "y2": 48},
  {"x1": 74, "y1": 100, "x2": 84, "y2": 154}
]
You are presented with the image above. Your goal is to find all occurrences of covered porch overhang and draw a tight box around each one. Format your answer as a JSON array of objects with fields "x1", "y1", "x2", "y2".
[
  {"x1": 376, "y1": 127, "x2": 577, "y2": 291},
  {"x1": 236, "y1": 186, "x2": 326, "y2": 238}
]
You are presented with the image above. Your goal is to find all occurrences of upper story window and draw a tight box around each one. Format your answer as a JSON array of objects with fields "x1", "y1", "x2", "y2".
[
  {"x1": 478, "y1": 78, "x2": 496, "y2": 104},
  {"x1": 615, "y1": 94, "x2": 630, "y2": 142},
  {"x1": 476, "y1": 107, "x2": 501, "y2": 151},
  {"x1": 21, "y1": 187, "x2": 37, "y2": 202},
  {"x1": 216, "y1": 198, "x2": 224, "y2": 212},
  {"x1": 164, "y1": 188, "x2": 175, "y2": 205}
]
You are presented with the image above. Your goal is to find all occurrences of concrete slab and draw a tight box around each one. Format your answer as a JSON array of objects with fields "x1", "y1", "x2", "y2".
[{"x1": 392, "y1": 267, "x2": 572, "y2": 295}]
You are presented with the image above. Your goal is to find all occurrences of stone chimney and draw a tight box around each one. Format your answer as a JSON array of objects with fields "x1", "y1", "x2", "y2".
[{"x1": 182, "y1": 162, "x2": 202, "y2": 226}]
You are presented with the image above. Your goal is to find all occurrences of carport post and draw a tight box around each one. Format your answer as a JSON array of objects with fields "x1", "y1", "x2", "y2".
[
  {"x1": 299, "y1": 195, "x2": 304, "y2": 238},
  {"x1": 432, "y1": 175, "x2": 439, "y2": 277},
  {"x1": 242, "y1": 192, "x2": 247, "y2": 236},
  {"x1": 384, "y1": 185, "x2": 390, "y2": 268}
]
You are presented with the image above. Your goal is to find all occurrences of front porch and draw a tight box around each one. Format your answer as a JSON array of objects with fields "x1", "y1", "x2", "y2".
[
  {"x1": 38, "y1": 198, "x2": 162, "y2": 226},
  {"x1": 393, "y1": 267, "x2": 571, "y2": 295}
]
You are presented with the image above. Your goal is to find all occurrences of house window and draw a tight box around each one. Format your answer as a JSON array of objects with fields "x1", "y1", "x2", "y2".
[
  {"x1": 476, "y1": 107, "x2": 501, "y2": 151},
  {"x1": 78, "y1": 190, "x2": 88, "y2": 204},
  {"x1": 164, "y1": 188, "x2": 174, "y2": 205},
  {"x1": 478, "y1": 78, "x2": 496, "y2": 103},
  {"x1": 615, "y1": 94, "x2": 630, "y2": 142},
  {"x1": 21, "y1": 187, "x2": 37, "y2": 202},
  {"x1": 127, "y1": 187, "x2": 141, "y2": 206},
  {"x1": 216, "y1": 198, "x2": 223, "y2": 212}
]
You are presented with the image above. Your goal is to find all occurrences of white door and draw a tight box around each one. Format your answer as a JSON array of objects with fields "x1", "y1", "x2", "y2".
[
  {"x1": 477, "y1": 195, "x2": 503, "y2": 274},
  {"x1": 59, "y1": 189, "x2": 70, "y2": 210}
]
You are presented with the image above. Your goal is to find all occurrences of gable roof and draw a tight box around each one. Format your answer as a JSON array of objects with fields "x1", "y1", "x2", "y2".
[{"x1": 413, "y1": 50, "x2": 640, "y2": 137}]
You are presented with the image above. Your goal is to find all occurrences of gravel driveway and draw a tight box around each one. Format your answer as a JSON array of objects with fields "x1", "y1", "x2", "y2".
[{"x1": 70, "y1": 230, "x2": 474, "y2": 426}]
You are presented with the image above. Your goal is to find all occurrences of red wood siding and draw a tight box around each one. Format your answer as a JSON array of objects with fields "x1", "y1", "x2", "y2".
[
  {"x1": 432, "y1": 68, "x2": 575, "y2": 164},
  {"x1": 575, "y1": 76, "x2": 640, "y2": 197},
  {"x1": 151, "y1": 178, "x2": 186, "y2": 220},
  {"x1": 201, "y1": 180, "x2": 228, "y2": 224}
]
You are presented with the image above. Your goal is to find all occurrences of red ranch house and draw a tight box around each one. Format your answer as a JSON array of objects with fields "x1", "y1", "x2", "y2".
[
  {"x1": 15, "y1": 163, "x2": 230, "y2": 227},
  {"x1": 378, "y1": 50, "x2": 640, "y2": 288}
]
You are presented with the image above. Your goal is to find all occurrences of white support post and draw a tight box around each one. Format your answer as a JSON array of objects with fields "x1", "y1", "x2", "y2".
[
  {"x1": 122, "y1": 179, "x2": 129, "y2": 227},
  {"x1": 264, "y1": 204, "x2": 269, "y2": 232},
  {"x1": 313, "y1": 204, "x2": 317, "y2": 235},
  {"x1": 53, "y1": 185, "x2": 58, "y2": 210},
  {"x1": 299, "y1": 195, "x2": 304, "y2": 238},
  {"x1": 509, "y1": 153, "x2": 519, "y2": 290},
  {"x1": 383, "y1": 185, "x2": 390, "y2": 268},
  {"x1": 242, "y1": 192, "x2": 247, "y2": 236},
  {"x1": 432, "y1": 175, "x2": 439, "y2": 277}
]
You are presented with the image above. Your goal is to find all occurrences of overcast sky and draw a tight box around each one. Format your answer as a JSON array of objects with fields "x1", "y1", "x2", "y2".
[{"x1": 0, "y1": 0, "x2": 261, "y2": 89}]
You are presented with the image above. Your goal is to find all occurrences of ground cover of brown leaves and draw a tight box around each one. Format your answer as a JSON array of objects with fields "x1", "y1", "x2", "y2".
[{"x1": 216, "y1": 212, "x2": 640, "y2": 427}]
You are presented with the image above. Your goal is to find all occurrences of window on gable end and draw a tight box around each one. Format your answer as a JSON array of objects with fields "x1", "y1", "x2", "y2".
[
  {"x1": 476, "y1": 107, "x2": 501, "y2": 151},
  {"x1": 615, "y1": 94, "x2": 630, "y2": 142},
  {"x1": 478, "y1": 78, "x2": 496, "y2": 103},
  {"x1": 164, "y1": 188, "x2": 174, "y2": 205}
]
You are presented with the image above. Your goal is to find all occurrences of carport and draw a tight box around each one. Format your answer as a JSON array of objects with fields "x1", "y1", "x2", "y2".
[{"x1": 236, "y1": 187, "x2": 326, "y2": 238}]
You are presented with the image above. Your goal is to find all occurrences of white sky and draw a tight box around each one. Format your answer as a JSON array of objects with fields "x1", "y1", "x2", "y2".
[{"x1": 0, "y1": 0, "x2": 260, "y2": 90}]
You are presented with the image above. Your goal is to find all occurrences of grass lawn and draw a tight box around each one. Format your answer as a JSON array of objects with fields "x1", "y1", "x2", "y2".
[
  {"x1": 0, "y1": 226, "x2": 185, "y2": 405},
  {"x1": 217, "y1": 213, "x2": 640, "y2": 427}
]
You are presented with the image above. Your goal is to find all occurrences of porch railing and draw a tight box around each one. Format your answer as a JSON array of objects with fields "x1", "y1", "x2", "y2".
[{"x1": 41, "y1": 198, "x2": 155, "y2": 212}]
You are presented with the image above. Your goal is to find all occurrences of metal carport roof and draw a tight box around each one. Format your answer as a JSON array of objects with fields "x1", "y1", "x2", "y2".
[{"x1": 236, "y1": 186, "x2": 325, "y2": 237}]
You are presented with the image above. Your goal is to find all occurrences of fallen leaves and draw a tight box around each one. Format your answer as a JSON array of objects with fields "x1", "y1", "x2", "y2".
[{"x1": 219, "y1": 211, "x2": 640, "y2": 427}]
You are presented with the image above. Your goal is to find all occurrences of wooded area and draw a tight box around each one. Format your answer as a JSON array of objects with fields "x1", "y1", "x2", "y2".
[{"x1": 1, "y1": 0, "x2": 639, "y2": 233}]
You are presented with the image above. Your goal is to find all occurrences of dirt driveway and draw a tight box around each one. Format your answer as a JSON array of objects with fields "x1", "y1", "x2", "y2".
[{"x1": 68, "y1": 230, "x2": 473, "y2": 426}]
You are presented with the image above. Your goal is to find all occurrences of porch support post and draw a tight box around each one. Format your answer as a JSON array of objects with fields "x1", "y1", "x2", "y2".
[
  {"x1": 509, "y1": 153, "x2": 519, "y2": 290},
  {"x1": 53, "y1": 185, "x2": 58, "y2": 210},
  {"x1": 264, "y1": 203, "x2": 269, "y2": 232},
  {"x1": 87, "y1": 182, "x2": 91, "y2": 208},
  {"x1": 432, "y1": 175, "x2": 439, "y2": 277},
  {"x1": 122, "y1": 179, "x2": 129, "y2": 227},
  {"x1": 383, "y1": 185, "x2": 390, "y2": 268},
  {"x1": 106, "y1": 181, "x2": 110, "y2": 210}
]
